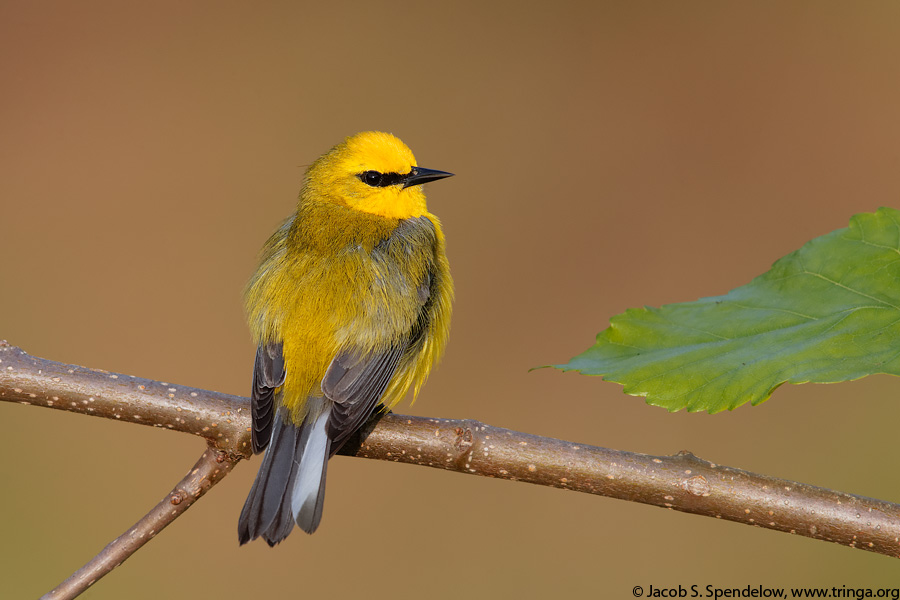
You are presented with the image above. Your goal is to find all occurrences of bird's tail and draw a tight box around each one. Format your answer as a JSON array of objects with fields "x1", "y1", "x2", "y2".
[{"x1": 238, "y1": 402, "x2": 332, "y2": 545}]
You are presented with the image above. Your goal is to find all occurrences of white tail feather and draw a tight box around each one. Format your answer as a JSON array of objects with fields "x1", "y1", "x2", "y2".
[{"x1": 292, "y1": 407, "x2": 330, "y2": 532}]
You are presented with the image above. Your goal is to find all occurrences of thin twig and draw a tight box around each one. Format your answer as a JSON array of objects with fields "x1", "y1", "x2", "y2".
[
  {"x1": 40, "y1": 444, "x2": 240, "y2": 600},
  {"x1": 2, "y1": 340, "x2": 899, "y2": 571}
]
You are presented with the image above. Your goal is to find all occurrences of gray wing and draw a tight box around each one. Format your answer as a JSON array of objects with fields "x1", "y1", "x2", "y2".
[
  {"x1": 321, "y1": 342, "x2": 407, "y2": 452},
  {"x1": 320, "y1": 256, "x2": 440, "y2": 452},
  {"x1": 320, "y1": 248, "x2": 438, "y2": 451},
  {"x1": 251, "y1": 342, "x2": 286, "y2": 454}
]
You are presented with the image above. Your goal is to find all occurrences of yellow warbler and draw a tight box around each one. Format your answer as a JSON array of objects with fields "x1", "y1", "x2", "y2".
[{"x1": 238, "y1": 132, "x2": 453, "y2": 545}]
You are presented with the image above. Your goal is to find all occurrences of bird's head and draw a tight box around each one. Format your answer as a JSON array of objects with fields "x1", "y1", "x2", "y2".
[{"x1": 303, "y1": 131, "x2": 453, "y2": 220}]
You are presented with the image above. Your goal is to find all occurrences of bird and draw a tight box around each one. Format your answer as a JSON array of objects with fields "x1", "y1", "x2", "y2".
[{"x1": 237, "y1": 131, "x2": 453, "y2": 545}]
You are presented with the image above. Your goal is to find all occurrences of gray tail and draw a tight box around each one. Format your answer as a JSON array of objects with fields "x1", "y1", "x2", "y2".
[{"x1": 237, "y1": 405, "x2": 332, "y2": 545}]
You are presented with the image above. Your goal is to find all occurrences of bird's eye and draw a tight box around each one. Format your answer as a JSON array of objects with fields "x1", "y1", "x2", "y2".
[
  {"x1": 358, "y1": 170, "x2": 407, "y2": 187},
  {"x1": 360, "y1": 171, "x2": 384, "y2": 187}
]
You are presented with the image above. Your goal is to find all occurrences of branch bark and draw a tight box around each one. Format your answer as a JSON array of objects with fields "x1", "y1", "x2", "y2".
[
  {"x1": 2, "y1": 339, "x2": 899, "y2": 597},
  {"x1": 0, "y1": 340, "x2": 250, "y2": 456},
  {"x1": 40, "y1": 445, "x2": 238, "y2": 600}
]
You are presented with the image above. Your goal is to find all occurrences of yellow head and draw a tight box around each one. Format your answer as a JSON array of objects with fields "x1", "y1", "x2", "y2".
[{"x1": 301, "y1": 131, "x2": 453, "y2": 220}]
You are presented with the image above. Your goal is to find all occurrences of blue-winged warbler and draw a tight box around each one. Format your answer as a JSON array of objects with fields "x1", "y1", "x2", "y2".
[{"x1": 238, "y1": 132, "x2": 453, "y2": 545}]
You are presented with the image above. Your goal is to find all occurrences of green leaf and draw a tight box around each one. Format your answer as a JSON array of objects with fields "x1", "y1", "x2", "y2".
[{"x1": 554, "y1": 207, "x2": 900, "y2": 413}]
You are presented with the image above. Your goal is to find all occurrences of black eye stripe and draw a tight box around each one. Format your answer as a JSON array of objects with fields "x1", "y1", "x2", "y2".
[{"x1": 358, "y1": 170, "x2": 408, "y2": 188}]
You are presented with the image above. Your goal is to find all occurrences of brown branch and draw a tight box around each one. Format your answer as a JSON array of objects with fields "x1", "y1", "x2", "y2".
[
  {"x1": 2, "y1": 339, "x2": 899, "y2": 591},
  {"x1": 351, "y1": 417, "x2": 900, "y2": 557},
  {"x1": 41, "y1": 445, "x2": 239, "y2": 600},
  {"x1": 0, "y1": 341, "x2": 251, "y2": 457}
]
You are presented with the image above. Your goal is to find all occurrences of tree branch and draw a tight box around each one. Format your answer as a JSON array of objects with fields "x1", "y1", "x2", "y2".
[
  {"x1": 40, "y1": 445, "x2": 239, "y2": 600},
  {"x1": 2, "y1": 339, "x2": 899, "y2": 591},
  {"x1": 0, "y1": 340, "x2": 250, "y2": 457}
]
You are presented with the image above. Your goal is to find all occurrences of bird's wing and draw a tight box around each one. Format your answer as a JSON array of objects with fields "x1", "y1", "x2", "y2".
[
  {"x1": 321, "y1": 342, "x2": 407, "y2": 452},
  {"x1": 251, "y1": 342, "x2": 286, "y2": 454},
  {"x1": 321, "y1": 257, "x2": 439, "y2": 452}
]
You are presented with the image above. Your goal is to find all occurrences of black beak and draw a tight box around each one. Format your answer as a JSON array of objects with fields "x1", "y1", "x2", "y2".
[{"x1": 402, "y1": 167, "x2": 454, "y2": 189}]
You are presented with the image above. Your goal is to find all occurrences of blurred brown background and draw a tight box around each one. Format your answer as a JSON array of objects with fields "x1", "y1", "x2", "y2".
[{"x1": 3, "y1": 1, "x2": 900, "y2": 598}]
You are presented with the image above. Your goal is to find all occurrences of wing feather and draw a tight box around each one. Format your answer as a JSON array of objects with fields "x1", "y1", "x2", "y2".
[
  {"x1": 251, "y1": 342, "x2": 286, "y2": 454},
  {"x1": 322, "y1": 343, "x2": 407, "y2": 452}
]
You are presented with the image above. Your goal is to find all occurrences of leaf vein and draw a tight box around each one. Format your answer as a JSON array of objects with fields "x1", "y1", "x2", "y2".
[{"x1": 802, "y1": 271, "x2": 900, "y2": 311}]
